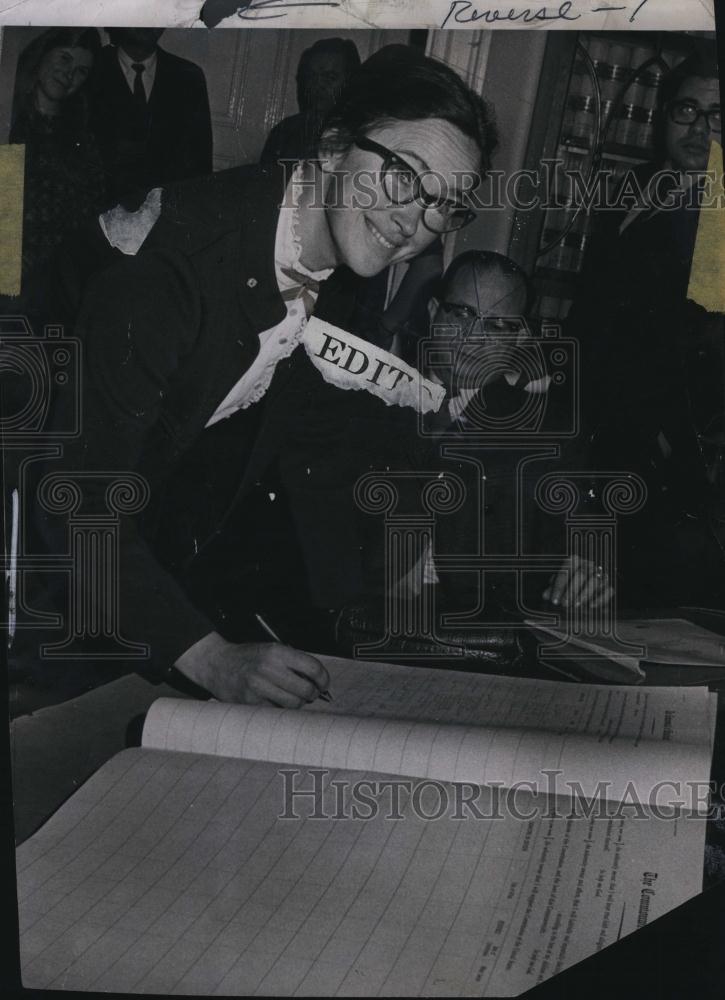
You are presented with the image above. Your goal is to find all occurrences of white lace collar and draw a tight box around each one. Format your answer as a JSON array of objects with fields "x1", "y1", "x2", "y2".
[{"x1": 275, "y1": 162, "x2": 334, "y2": 290}]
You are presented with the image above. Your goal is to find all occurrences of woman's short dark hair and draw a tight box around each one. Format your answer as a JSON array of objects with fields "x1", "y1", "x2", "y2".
[
  {"x1": 296, "y1": 37, "x2": 361, "y2": 111},
  {"x1": 442, "y1": 249, "x2": 533, "y2": 313},
  {"x1": 321, "y1": 44, "x2": 498, "y2": 178},
  {"x1": 10, "y1": 27, "x2": 101, "y2": 141}
]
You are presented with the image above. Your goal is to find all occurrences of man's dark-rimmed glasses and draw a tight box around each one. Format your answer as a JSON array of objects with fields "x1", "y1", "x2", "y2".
[
  {"x1": 437, "y1": 300, "x2": 529, "y2": 339},
  {"x1": 668, "y1": 99, "x2": 722, "y2": 133}
]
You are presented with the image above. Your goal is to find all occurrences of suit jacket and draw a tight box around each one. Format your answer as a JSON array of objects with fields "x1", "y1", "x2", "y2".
[
  {"x1": 90, "y1": 45, "x2": 213, "y2": 207},
  {"x1": 567, "y1": 162, "x2": 706, "y2": 434},
  {"x1": 566, "y1": 165, "x2": 725, "y2": 606},
  {"x1": 39, "y1": 164, "x2": 369, "y2": 666},
  {"x1": 428, "y1": 378, "x2": 577, "y2": 614},
  {"x1": 260, "y1": 112, "x2": 321, "y2": 166}
]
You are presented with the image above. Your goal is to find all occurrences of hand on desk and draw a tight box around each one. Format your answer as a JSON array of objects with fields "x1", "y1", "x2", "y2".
[
  {"x1": 174, "y1": 632, "x2": 330, "y2": 707},
  {"x1": 542, "y1": 555, "x2": 614, "y2": 611}
]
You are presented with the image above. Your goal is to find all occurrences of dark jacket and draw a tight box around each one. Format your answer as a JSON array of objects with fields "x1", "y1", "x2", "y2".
[
  {"x1": 38, "y1": 164, "x2": 368, "y2": 666},
  {"x1": 260, "y1": 112, "x2": 321, "y2": 166},
  {"x1": 567, "y1": 162, "x2": 707, "y2": 434},
  {"x1": 566, "y1": 166, "x2": 725, "y2": 606},
  {"x1": 429, "y1": 376, "x2": 577, "y2": 614},
  {"x1": 90, "y1": 45, "x2": 213, "y2": 207}
]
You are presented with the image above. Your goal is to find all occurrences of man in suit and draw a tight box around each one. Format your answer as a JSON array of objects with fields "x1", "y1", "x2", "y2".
[
  {"x1": 332, "y1": 250, "x2": 609, "y2": 664},
  {"x1": 418, "y1": 250, "x2": 612, "y2": 615},
  {"x1": 566, "y1": 45, "x2": 725, "y2": 607},
  {"x1": 90, "y1": 28, "x2": 213, "y2": 208},
  {"x1": 570, "y1": 46, "x2": 721, "y2": 429},
  {"x1": 260, "y1": 37, "x2": 360, "y2": 167},
  {"x1": 35, "y1": 47, "x2": 497, "y2": 706}
]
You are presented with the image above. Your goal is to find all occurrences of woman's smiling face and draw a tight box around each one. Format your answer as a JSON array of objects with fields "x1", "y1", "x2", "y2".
[
  {"x1": 36, "y1": 46, "x2": 93, "y2": 106},
  {"x1": 320, "y1": 118, "x2": 481, "y2": 277}
]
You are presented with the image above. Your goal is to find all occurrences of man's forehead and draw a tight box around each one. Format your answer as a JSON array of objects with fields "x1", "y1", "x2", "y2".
[
  {"x1": 447, "y1": 266, "x2": 527, "y2": 311},
  {"x1": 675, "y1": 76, "x2": 720, "y2": 105}
]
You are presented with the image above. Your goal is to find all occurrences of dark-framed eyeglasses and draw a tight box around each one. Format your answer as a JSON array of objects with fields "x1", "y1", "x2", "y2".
[
  {"x1": 437, "y1": 301, "x2": 529, "y2": 337},
  {"x1": 668, "y1": 100, "x2": 722, "y2": 132},
  {"x1": 354, "y1": 135, "x2": 477, "y2": 234}
]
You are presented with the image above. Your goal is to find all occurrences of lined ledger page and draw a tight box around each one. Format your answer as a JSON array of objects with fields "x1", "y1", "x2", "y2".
[
  {"x1": 16, "y1": 660, "x2": 715, "y2": 994},
  {"x1": 142, "y1": 662, "x2": 716, "y2": 812},
  {"x1": 313, "y1": 656, "x2": 715, "y2": 743},
  {"x1": 17, "y1": 747, "x2": 706, "y2": 996}
]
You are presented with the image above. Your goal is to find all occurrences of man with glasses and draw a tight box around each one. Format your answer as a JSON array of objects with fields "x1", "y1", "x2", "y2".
[
  {"x1": 567, "y1": 44, "x2": 725, "y2": 609},
  {"x1": 416, "y1": 251, "x2": 612, "y2": 614},
  {"x1": 427, "y1": 250, "x2": 534, "y2": 410},
  {"x1": 662, "y1": 70, "x2": 720, "y2": 174},
  {"x1": 33, "y1": 45, "x2": 496, "y2": 706}
]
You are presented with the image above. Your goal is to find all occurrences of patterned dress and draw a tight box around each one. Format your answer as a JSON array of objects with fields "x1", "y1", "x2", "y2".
[{"x1": 11, "y1": 105, "x2": 106, "y2": 285}]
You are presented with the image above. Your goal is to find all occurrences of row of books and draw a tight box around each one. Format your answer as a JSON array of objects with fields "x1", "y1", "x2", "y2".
[
  {"x1": 563, "y1": 39, "x2": 666, "y2": 151},
  {"x1": 534, "y1": 35, "x2": 690, "y2": 320},
  {"x1": 536, "y1": 151, "x2": 641, "y2": 286}
]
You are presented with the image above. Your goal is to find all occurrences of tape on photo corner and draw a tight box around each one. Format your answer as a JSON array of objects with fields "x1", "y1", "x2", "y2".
[
  {"x1": 0, "y1": 144, "x2": 25, "y2": 297},
  {"x1": 302, "y1": 317, "x2": 445, "y2": 414},
  {"x1": 687, "y1": 140, "x2": 725, "y2": 314}
]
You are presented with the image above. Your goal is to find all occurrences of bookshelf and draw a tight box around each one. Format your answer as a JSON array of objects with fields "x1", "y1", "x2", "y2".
[{"x1": 510, "y1": 32, "x2": 702, "y2": 322}]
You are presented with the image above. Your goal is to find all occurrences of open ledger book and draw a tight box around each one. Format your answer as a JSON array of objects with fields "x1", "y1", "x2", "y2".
[{"x1": 16, "y1": 657, "x2": 717, "y2": 996}]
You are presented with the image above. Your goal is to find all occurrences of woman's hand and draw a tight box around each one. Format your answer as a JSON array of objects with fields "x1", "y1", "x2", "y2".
[{"x1": 174, "y1": 632, "x2": 330, "y2": 707}]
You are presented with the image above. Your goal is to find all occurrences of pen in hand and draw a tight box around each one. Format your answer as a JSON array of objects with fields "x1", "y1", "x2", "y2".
[{"x1": 254, "y1": 613, "x2": 333, "y2": 702}]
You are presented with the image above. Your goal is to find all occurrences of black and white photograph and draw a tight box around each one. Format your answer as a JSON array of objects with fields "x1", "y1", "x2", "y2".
[{"x1": 1, "y1": 5, "x2": 724, "y2": 997}]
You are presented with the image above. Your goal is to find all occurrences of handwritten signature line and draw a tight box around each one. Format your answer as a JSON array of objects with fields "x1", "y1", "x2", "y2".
[{"x1": 440, "y1": 0, "x2": 653, "y2": 29}]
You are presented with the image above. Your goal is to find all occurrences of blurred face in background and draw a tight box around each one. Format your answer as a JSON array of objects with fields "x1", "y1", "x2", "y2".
[
  {"x1": 302, "y1": 52, "x2": 349, "y2": 116},
  {"x1": 432, "y1": 264, "x2": 528, "y2": 394},
  {"x1": 665, "y1": 75, "x2": 721, "y2": 172},
  {"x1": 35, "y1": 46, "x2": 93, "y2": 113}
]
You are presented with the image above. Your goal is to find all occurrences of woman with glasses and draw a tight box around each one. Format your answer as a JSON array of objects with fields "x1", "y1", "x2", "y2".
[{"x1": 36, "y1": 44, "x2": 496, "y2": 706}]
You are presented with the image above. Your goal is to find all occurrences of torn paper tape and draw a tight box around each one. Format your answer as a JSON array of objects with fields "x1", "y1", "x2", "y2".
[
  {"x1": 687, "y1": 141, "x2": 725, "y2": 314},
  {"x1": 99, "y1": 187, "x2": 163, "y2": 256},
  {"x1": 0, "y1": 144, "x2": 25, "y2": 297},
  {"x1": 208, "y1": 0, "x2": 714, "y2": 32},
  {"x1": 302, "y1": 317, "x2": 445, "y2": 414},
  {"x1": 0, "y1": 0, "x2": 202, "y2": 27},
  {"x1": 0, "y1": 0, "x2": 712, "y2": 30}
]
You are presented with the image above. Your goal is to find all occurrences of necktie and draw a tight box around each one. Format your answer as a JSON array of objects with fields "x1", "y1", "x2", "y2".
[
  {"x1": 279, "y1": 265, "x2": 320, "y2": 319},
  {"x1": 131, "y1": 63, "x2": 146, "y2": 104}
]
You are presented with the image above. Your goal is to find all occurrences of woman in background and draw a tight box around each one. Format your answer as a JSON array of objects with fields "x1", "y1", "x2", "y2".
[{"x1": 10, "y1": 28, "x2": 106, "y2": 285}]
